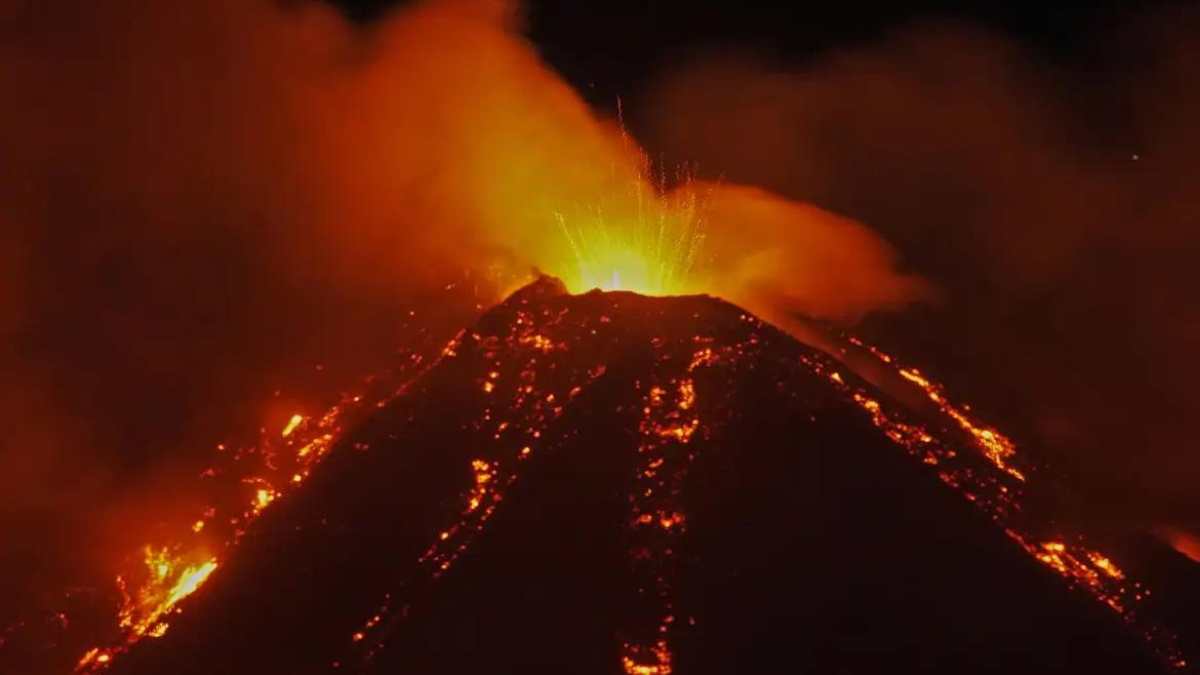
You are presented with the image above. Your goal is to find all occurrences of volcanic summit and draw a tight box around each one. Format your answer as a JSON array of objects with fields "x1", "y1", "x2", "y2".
[{"x1": 35, "y1": 277, "x2": 1196, "y2": 674}]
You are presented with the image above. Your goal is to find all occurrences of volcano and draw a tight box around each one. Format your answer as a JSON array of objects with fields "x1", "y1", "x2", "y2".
[{"x1": 39, "y1": 277, "x2": 1197, "y2": 674}]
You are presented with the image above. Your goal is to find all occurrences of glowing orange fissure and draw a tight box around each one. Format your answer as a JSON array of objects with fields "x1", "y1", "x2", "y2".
[
  {"x1": 74, "y1": 550, "x2": 219, "y2": 672},
  {"x1": 59, "y1": 291, "x2": 1189, "y2": 674},
  {"x1": 895, "y1": 365, "x2": 1024, "y2": 482},
  {"x1": 619, "y1": 344, "x2": 720, "y2": 675},
  {"x1": 72, "y1": 349, "x2": 434, "y2": 673},
  {"x1": 351, "y1": 310, "x2": 608, "y2": 665},
  {"x1": 120, "y1": 550, "x2": 219, "y2": 637},
  {"x1": 832, "y1": 336, "x2": 1187, "y2": 671},
  {"x1": 346, "y1": 317, "x2": 726, "y2": 675}
]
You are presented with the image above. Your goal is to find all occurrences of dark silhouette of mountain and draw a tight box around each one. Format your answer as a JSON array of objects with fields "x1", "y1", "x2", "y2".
[{"x1": 104, "y1": 276, "x2": 1181, "y2": 674}]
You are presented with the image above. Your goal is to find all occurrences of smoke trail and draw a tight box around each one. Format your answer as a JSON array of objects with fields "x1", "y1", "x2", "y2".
[
  {"x1": 636, "y1": 10, "x2": 1200, "y2": 543},
  {"x1": 0, "y1": 0, "x2": 930, "y2": 617}
]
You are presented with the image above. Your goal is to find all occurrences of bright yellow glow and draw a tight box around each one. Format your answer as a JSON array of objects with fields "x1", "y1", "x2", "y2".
[
  {"x1": 164, "y1": 560, "x2": 218, "y2": 609},
  {"x1": 254, "y1": 488, "x2": 276, "y2": 511},
  {"x1": 281, "y1": 413, "x2": 304, "y2": 438},
  {"x1": 554, "y1": 185, "x2": 704, "y2": 295},
  {"x1": 112, "y1": 549, "x2": 219, "y2": 644}
]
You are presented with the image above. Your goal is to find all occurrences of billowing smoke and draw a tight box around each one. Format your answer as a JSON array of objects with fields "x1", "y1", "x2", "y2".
[
  {"x1": 0, "y1": 0, "x2": 928, "y2": 609},
  {"x1": 635, "y1": 9, "x2": 1200, "y2": 543},
  {"x1": 692, "y1": 183, "x2": 932, "y2": 322}
]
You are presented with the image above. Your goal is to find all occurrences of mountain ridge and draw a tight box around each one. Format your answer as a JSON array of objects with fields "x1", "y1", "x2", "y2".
[{"x1": 81, "y1": 275, "x2": 1181, "y2": 674}]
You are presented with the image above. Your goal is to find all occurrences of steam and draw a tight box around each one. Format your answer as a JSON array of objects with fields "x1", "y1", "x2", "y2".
[
  {"x1": 636, "y1": 11, "x2": 1200, "y2": 539},
  {"x1": 0, "y1": 0, "x2": 928, "y2": 604},
  {"x1": 691, "y1": 183, "x2": 933, "y2": 322}
]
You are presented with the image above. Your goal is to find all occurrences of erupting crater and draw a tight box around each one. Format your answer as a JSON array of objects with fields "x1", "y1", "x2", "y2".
[{"x1": 10, "y1": 276, "x2": 1197, "y2": 675}]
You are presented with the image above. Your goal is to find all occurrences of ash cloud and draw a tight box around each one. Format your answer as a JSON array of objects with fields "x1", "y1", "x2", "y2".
[
  {"x1": 0, "y1": 0, "x2": 927, "y2": 603},
  {"x1": 636, "y1": 10, "x2": 1200, "y2": 539}
]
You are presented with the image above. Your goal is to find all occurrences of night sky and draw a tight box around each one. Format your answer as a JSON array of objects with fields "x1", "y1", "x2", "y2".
[
  {"x1": 3, "y1": 1, "x2": 1200, "y2": 671},
  {"x1": 316, "y1": 0, "x2": 1199, "y2": 523},
  {"x1": 335, "y1": 1, "x2": 1158, "y2": 97},
  {"x1": 4, "y1": 0, "x2": 1200, "y2": 654}
]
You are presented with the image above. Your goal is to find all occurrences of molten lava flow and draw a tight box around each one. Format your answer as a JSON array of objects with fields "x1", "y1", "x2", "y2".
[
  {"x1": 67, "y1": 349, "x2": 435, "y2": 674},
  {"x1": 345, "y1": 285, "x2": 1188, "y2": 673},
  {"x1": 346, "y1": 301, "x2": 718, "y2": 673},
  {"x1": 281, "y1": 413, "x2": 304, "y2": 438},
  {"x1": 72, "y1": 550, "x2": 218, "y2": 672},
  {"x1": 351, "y1": 302, "x2": 609, "y2": 663},
  {"x1": 118, "y1": 549, "x2": 219, "y2": 639},
  {"x1": 826, "y1": 337, "x2": 1188, "y2": 671},
  {"x1": 619, "y1": 344, "x2": 723, "y2": 675},
  {"x1": 621, "y1": 641, "x2": 674, "y2": 675},
  {"x1": 895, "y1": 366, "x2": 1025, "y2": 482},
  {"x1": 40, "y1": 281, "x2": 1193, "y2": 674}
]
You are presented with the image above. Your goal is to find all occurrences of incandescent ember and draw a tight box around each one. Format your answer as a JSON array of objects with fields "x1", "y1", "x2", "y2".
[{"x1": 7, "y1": 276, "x2": 1195, "y2": 675}]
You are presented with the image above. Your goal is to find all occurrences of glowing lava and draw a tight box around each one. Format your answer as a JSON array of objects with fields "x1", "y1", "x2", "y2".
[
  {"x1": 828, "y1": 338, "x2": 1188, "y2": 671},
  {"x1": 343, "y1": 283, "x2": 1188, "y2": 673},
  {"x1": 30, "y1": 279, "x2": 1192, "y2": 674},
  {"x1": 73, "y1": 549, "x2": 217, "y2": 672},
  {"x1": 119, "y1": 551, "x2": 219, "y2": 638},
  {"x1": 66, "y1": 347, "x2": 435, "y2": 674},
  {"x1": 554, "y1": 173, "x2": 705, "y2": 296}
]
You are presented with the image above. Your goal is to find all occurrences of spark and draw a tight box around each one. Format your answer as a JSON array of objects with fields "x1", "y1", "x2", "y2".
[
  {"x1": 554, "y1": 177, "x2": 705, "y2": 295},
  {"x1": 254, "y1": 488, "x2": 277, "y2": 512},
  {"x1": 69, "y1": 342, "x2": 438, "y2": 673},
  {"x1": 281, "y1": 413, "x2": 304, "y2": 438}
]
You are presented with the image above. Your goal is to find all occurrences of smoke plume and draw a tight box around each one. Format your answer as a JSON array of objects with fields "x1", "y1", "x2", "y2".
[
  {"x1": 635, "y1": 10, "x2": 1200, "y2": 541},
  {"x1": 0, "y1": 0, "x2": 928, "y2": 609}
]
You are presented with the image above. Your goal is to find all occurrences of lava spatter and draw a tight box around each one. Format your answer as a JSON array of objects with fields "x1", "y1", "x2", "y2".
[
  {"x1": 350, "y1": 284, "x2": 612, "y2": 664},
  {"x1": 826, "y1": 338, "x2": 1187, "y2": 671},
  {"x1": 337, "y1": 279, "x2": 1187, "y2": 673},
  {"x1": 57, "y1": 348, "x2": 438, "y2": 675},
  {"x1": 23, "y1": 277, "x2": 1193, "y2": 675}
]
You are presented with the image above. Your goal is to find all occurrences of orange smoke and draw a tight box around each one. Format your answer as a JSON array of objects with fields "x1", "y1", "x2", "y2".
[
  {"x1": 690, "y1": 183, "x2": 934, "y2": 321},
  {"x1": 636, "y1": 11, "x2": 1200, "y2": 535},
  {"x1": 0, "y1": 1, "x2": 937, "y2": 658},
  {"x1": 1156, "y1": 526, "x2": 1200, "y2": 564}
]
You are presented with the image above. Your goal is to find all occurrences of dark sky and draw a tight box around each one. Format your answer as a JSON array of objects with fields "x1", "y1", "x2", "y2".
[
  {"x1": 335, "y1": 0, "x2": 1154, "y2": 103},
  {"x1": 315, "y1": 0, "x2": 1200, "y2": 534},
  {"x1": 3, "y1": 0, "x2": 1198, "y2": 605},
  {"x1": 3, "y1": 0, "x2": 1200, "y2": 655}
]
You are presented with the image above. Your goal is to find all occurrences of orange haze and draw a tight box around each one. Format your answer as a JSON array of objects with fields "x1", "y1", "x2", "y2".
[
  {"x1": 636, "y1": 11, "x2": 1200, "y2": 544},
  {"x1": 0, "y1": 0, "x2": 929, "y2": 611}
]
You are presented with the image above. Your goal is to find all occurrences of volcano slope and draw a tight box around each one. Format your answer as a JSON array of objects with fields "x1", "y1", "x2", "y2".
[{"x1": 108, "y1": 276, "x2": 1176, "y2": 675}]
